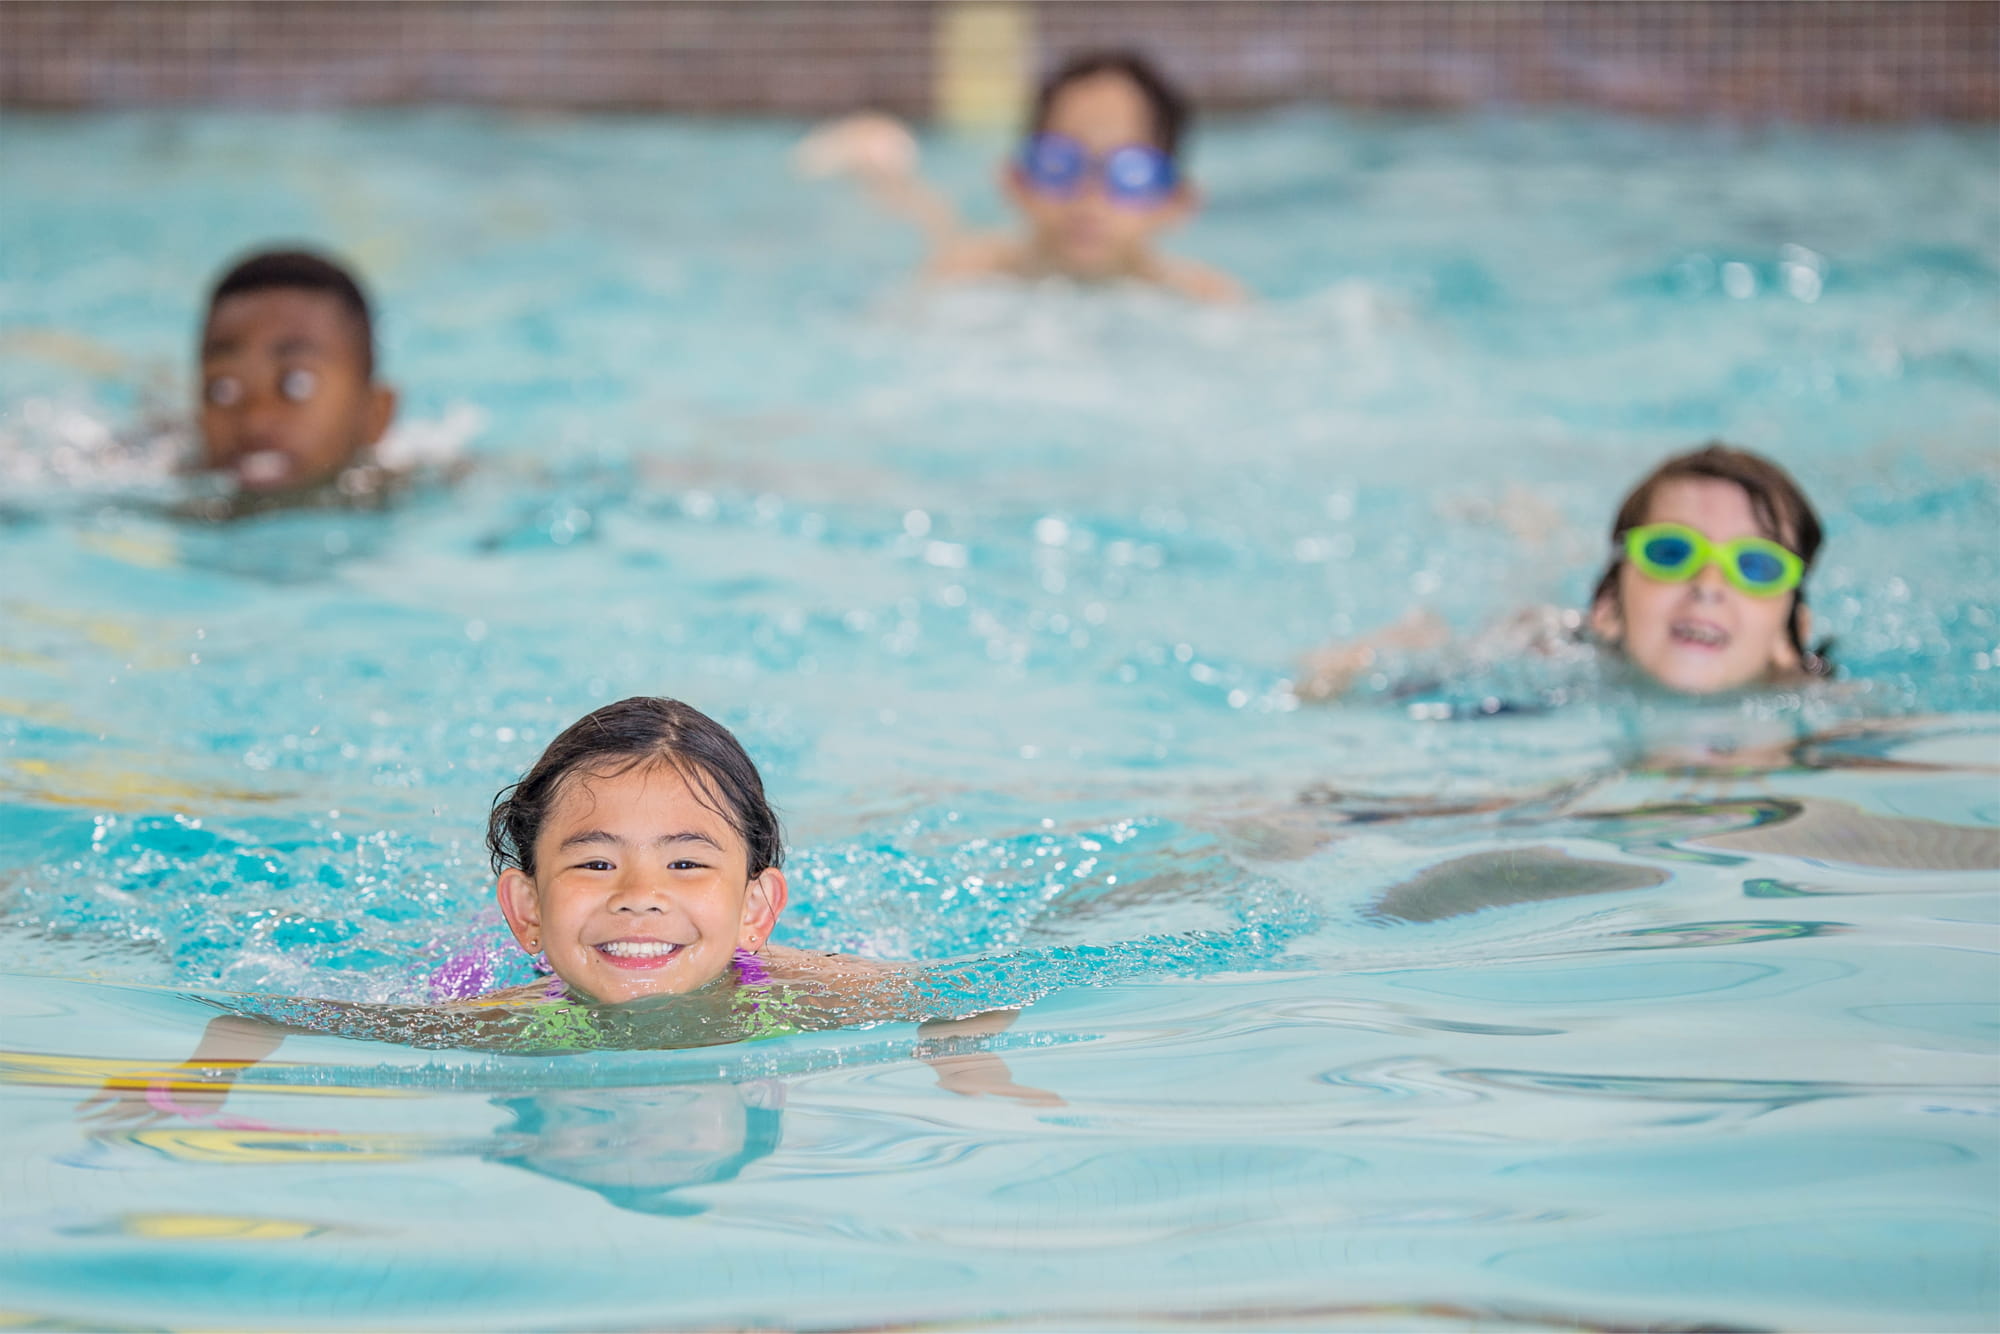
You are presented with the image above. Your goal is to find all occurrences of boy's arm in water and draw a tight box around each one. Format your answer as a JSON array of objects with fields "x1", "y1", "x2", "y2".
[{"x1": 77, "y1": 1012, "x2": 288, "y2": 1130}]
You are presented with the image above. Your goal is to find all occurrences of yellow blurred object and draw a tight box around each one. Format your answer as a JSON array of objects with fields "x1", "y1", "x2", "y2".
[
  {"x1": 936, "y1": 2, "x2": 1033, "y2": 131},
  {"x1": 0, "y1": 328, "x2": 128, "y2": 377},
  {"x1": 77, "y1": 529, "x2": 179, "y2": 571},
  {"x1": 0, "y1": 758, "x2": 288, "y2": 813},
  {"x1": 0, "y1": 1049, "x2": 406, "y2": 1097},
  {"x1": 6, "y1": 601, "x2": 145, "y2": 654},
  {"x1": 114, "y1": 1212, "x2": 335, "y2": 1241},
  {"x1": 128, "y1": 1127, "x2": 433, "y2": 1165}
]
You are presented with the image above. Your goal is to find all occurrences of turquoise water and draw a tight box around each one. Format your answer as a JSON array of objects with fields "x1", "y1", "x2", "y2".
[{"x1": 2, "y1": 108, "x2": 1998, "y2": 1330}]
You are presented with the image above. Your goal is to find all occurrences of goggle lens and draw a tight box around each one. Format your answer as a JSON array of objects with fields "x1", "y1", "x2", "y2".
[
  {"x1": 1021, "y1": 135, "x2": 1086, "y2": 193},
  {"x1": 1734, "y1": 548, "x2": 1787, "y2": 587},
  {"x1": 1020, "y1": 135, "x2": 1175, "y2": 206},
  {"x1": 1102, "y1": 145, "x2": 1175, "y2": 201},
  {"x1": 1639, "y1": 531, "x2": 1697, "y2": 573}
]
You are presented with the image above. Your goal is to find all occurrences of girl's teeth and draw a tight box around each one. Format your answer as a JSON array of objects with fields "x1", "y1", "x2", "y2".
[
  {"x1": 599, "y1": 941, "x2": 681, "y2": 958},
  {"x1": 1673, "y1": 623, "x2": 1726, "y2": 646}
]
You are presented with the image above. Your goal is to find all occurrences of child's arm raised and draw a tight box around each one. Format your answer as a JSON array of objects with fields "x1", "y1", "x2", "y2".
[{"x1": 796, "y1": 113, "x2": 967, "y2": 253}]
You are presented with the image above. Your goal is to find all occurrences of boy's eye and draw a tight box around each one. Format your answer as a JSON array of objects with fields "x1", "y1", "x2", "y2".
[
  {"x1": 576, "y1": 859, "x2": 615, "y2": 872},
  {"x1": 204, "y1": 375, "x2": 243, "y2": 407},
  {"x1": 668, "y1": 859, "x2": 707, "y2": 871},
  {"x1": 279, "y1": 368, "x2": 318, "y2": 403}
]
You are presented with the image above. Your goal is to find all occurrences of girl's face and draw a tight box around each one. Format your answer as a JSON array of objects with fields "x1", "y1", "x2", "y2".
[
  {"x1": 497, "y1": 763, "x2": 786, "y2": 1004},
  {"x1": 1590, "y1": 477, "x2": 1807, "y2": 694}
]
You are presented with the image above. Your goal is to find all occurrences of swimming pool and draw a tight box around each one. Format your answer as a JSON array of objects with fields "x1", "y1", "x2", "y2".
[{"x1": 2, "y1": 107, "x2": 1997, "y2": 1330}]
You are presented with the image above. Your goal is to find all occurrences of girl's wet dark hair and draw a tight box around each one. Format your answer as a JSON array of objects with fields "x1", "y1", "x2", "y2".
[
  {"x1": 1030, "y1": 50, "x2": 1190, "y2": 161},
  {"x1": 487, "y1": 697, "x2": 783, "y2": 878},
  {"x1": 1590, "y1": 442, "x2": 1832, "y2": 675}
]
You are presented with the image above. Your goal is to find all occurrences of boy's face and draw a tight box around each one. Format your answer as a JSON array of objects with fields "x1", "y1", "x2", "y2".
[
  {"x1": 1006, "y1": 72, "x2": 1194, "y2": 278},
  {"x1": 198, "y1": 288, "x2": 394, "y2": 493},
  {"x1": 1591, "y1": 477, "x2": 1806, "y2": 694}
]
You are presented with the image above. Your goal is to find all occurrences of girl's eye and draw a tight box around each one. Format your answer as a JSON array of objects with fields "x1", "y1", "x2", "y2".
[
  {"x1": 668, "y1": 860, "x2": 706, "y2": 872},
  {"x1": 576, "y1": 859, "x2": 615, "y2": 872},
  {"x1": 204, "y1": 376, "x2": 243, "y2": 407},
  {"x1": 279, "y1": 368, "x2": 318, "y2": 402}
]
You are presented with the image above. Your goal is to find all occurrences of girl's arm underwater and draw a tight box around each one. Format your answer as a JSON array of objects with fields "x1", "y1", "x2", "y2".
[{"x1": 77, "y1": 1011, "x2": 289, "y2": 1130}]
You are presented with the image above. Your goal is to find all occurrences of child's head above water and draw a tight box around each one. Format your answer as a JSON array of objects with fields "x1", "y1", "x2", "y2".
[
  {"x1": 198, "y1": 248, "x2": 397, "y2": 494},
  {"x1": 1008, "y1": 50, "x2": 1198, "y2": 279},
  {"x1": 487, "y1": 697, "x2": 787, "y2": 1004},
  {"x1": 1589, "y1": 443, "x2": 1828, "y2": 695}
]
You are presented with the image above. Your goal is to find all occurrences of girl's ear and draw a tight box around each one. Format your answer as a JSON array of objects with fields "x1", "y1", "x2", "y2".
[
  {"x1": 1773, "y1": 600, "x2": 1812, "y2": 673},
  {"x1": 1588, "y1": 591, "x2": 1624, "y2": 645},
  {"x1": 738, "y1": 868, "x2": 789, "y2": 950},
  {"x1": 496, "y1": 868, "x2": 543, "y2": 951}
]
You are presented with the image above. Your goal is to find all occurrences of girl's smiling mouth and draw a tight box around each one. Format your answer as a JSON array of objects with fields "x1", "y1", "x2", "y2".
[
  {"x1": 1670, "y1": 618, "x2": 1729, "y2": 650},
  {"x1": 594, "y1": 939, "x2": 688, "y2": 968}
]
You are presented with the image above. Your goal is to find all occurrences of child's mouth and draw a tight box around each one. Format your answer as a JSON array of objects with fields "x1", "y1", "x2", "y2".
[
  {"x1": 1670, "y1": 620, "x2": 1729, "y2": 650},
  {"x1": 235, "y1": 449, "x2": 295, "y2": 490},
  {"x1": 594, "y1": 939, "x2": 687, "y2": 970}
]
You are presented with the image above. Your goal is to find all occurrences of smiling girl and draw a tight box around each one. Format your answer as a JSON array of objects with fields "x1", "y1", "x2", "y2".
[{"x1": 85, "y1": 700, "x2": 1057, "y2": 1130}]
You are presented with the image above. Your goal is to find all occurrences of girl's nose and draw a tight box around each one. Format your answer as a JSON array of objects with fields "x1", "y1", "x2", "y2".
[
  {"x1": 608, "y1": 872, "x2": 673, "y2": 912},
  {"x1": 1689, "y1": 561, "x2": 1729, "y2": 599}
]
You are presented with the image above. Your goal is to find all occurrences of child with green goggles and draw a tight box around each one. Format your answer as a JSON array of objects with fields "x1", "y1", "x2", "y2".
[
  {"x1": 1588, "y1": 443, "x2": 1830, "y2": 694},
  {"x1": 1620, "y1": 522, "x2": 1805, "y2": 597},
  {"x1": 1298, "y1": 442, "x2": 1831, "y2": 703}
]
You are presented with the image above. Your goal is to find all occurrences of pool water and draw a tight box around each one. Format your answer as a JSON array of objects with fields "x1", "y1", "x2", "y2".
[{"x1": 2, "y1": 108, "x2": 1997, "y2": 1331}]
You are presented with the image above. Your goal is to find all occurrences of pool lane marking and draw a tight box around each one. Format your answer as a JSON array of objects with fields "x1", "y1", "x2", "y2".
[{"x1": 0, "y1": 1049, "x2": 415, "y2": 1097}]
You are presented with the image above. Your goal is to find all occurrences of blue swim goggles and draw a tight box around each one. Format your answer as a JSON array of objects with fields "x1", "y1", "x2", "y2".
[{"x1": 1018, "y1": 133, "x2": 1178, "y2": 206}]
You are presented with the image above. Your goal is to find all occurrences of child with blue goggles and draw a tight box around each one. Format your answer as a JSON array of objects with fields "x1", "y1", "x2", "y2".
[{"x1": 798, "y1": 50, "x2": 1244, "y2": 303}]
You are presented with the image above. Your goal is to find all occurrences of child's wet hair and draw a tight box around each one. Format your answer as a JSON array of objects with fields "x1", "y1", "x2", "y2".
[
  {"x1": 207, "y1": 248, "x2": 377, "y2": 379},
  {"x1": 486, "y1": 697, "x2": 784, "y2": 878},
  {"x1": 1030, "y1": 50, "x2": 1190, "y2": 160},
  {"x1": 1591, "y1": 442, "x2": 1831, "y2": 673}
]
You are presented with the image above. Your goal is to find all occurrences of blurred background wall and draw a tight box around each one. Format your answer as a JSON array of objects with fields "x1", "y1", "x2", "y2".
[{"x1": 2, "y1": 1, "x2": 1994, "y2": 124}]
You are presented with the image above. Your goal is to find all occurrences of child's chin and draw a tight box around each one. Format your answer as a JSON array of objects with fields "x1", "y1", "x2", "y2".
[
  {"x1": 1645, "y1": 656, "x2": 1762, "y2": 696},
  {"x1": 581, "y1": 969, "x2": 719, "y2": 1004}
]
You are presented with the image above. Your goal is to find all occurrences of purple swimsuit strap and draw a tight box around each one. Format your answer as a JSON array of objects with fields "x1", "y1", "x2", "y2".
[{"x1": 734, "y1": 948, "x2": 772, "y2": 985}]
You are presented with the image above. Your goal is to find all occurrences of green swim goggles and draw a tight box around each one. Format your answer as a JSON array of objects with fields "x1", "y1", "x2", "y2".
[{"x1": 1622, "y1": 522, "x2": 1804, "y2": 597}]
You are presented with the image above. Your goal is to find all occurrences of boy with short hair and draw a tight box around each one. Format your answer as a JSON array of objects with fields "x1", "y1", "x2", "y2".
[
  {"x1": 800, "y1": 50, "x2": 1243, "y2": 303},
  {"x1": 196, "y1": 249, "x2": 397, "y2": 495}
]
